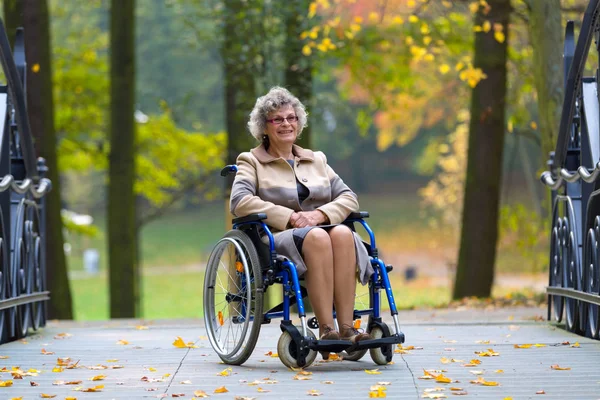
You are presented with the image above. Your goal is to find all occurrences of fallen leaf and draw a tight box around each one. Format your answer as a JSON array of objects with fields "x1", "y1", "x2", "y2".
[
  {"x1": 0, "y1": 356, "x2": 8, "y2": 359},
  {"x1": 475, "y1": 340, "x2": 491, "y2": 344},
  {"x1": 173, "y1": 336, "x2": 199, "y2": 349},
  {"x1": 41, "y1": 348, "x2": 55, "y2": 355},
  {"x1": 369, "y1": 386, "x2": 387, "y2": 398},
  {"x1": 550, "y1": 365, "x2": 571, "y2": 370},
  {"x1": 365, "y1": 369, "x2": 382, "y2": 375},
  {"x1": 54, "y1": 333, "x2": 73, "y2": 339},
  {"x1": 444, "y1": 340, "x2": 457, "y2": 343},
  {"x1": 233, "y1": 397, "x2": 256, "y2": 400},
  {"x1": 534, "y1": 343, "x2": 546, "y2": 347},
  {"x1": 81, "y1": 385, "x2": 104, "y2": 392},
  {"x1": 452, "y1": 391, "x2": 468, "y2": 396},
  {"x1": 136, "y1": 325, "x2": 149, "y2": 330},
  {"x1": 536, "y1": 390, "x2": 546, "y2": 394},
  {"x1": 9, "y1": 397, "x2": 22, "y2": 400},
  {"x1": 116, "y1": 339, "x2": 130, "y2": 345},
  {"x1": 257, "y1": 387, "x2": 270, "y2": 392},
  {"x1": 424, "y1": 387, "x2": 445, "y2": 392},
  {"x1": 322, "y1": 380, "x2": 334, "y2": 384},
  {"x1": 422, "y1": 393, "x2": 445, "y2": 399},
  {"x1": 293, "y1": 374, "x2": 312, "y2": 380},
  {"x1": 449, "y1": 387, "x2": 463, "y2": 391},
  {"x1": 571, "y1": 342, "x2": 580, "y2": 348},
  {"x1": 217, "y1": 368, "x2": 232, "y2": 376},
  {"x1": 171, "y1": 394, "x2": 185, "y2": 398},
  {"x1": 495, "y1": 370, "x2": 504, "y2": 373},
  {"x1": 377, "y1": 382, "x2": 391, "y2": 385},
  {"x1": 41, "y1": 395, "x2": 57, "y2": 399},
  {"x1": 30, "y1": 381, "x2": 39, "y2": 386},
  {"x1": 307, "y1": 389, "x2": 322, "y2": 396},
  {"x1": 193, "y1": 390, "x2": 209, "y2": 398},
  {"x1": 469, "y1": 370, "x2": 484, "y2": 375},
  {"x1": 475, "y1": 349, "x2": 499, "y2": 357},
  {"x1": 435, "y1": 374, "x2": 452, "y2": 384},
  {"x1": 440, "y1": 357, "x2": 451, "y2": 364},
  {"x1": 90, "y1": 375, "x2": 106, "y2": 381},
  {"x1": 214, "y1": 386, "x2": 228, "y2": 393},
  {"x1": 107, "y1": 359, "x2": 119, "y2": 362},
  {"x1": 514, "y1": 344, "x2": 532, "y2": 349},
  {"x1": 180, "y1": 380, "x2": 192, "y2": 384},
  {"x1": 52, "y1": 367, "x2": 64, "y2": 373}
]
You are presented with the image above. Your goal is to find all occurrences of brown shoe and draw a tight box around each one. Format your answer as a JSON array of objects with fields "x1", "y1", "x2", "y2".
[
  {"x1": 319, "y1": 325, "x2": 340, "y2": 360},
  {"x1": 341, "y1": 324, "x2": 371, "y2": 343}
]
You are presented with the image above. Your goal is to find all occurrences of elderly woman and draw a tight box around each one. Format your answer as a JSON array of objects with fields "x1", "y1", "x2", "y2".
[{"x1": 230, "y1": 87, "x2": 373, "y2": 354}]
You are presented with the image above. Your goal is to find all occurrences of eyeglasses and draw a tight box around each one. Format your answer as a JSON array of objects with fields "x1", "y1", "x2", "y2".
[{"x1": 266, "y1": 115, "x2": 298, "y2": 125}]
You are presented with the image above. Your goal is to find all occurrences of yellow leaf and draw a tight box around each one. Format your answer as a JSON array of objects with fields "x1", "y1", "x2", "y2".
[
  {"x1": 90, "y1": 375, "x2": 106, "y2": 381},
  {"x1": 65, "y1": 397, "x2": 77, "y2": 400},
  {"x1": 369, "y1": 386, "x2": 387, "y2": 398},
  {"x1": 482, "y1": 380, "x2": 499, "y2": 386},
  {"x1": 308, "y1": 2, "x2": 317, "y2": 18},
  {"x1": 52, "y1": 367, "x2": 64, "y2": 373},
  {"x1": 135, "y1": 325, "x2": 149, "y2": 330},
  {"x1": 307, "y1": 389, "x2": 322, "y2": 396},
  {"x1": 514, "y1": 344, "x2": 532, "y2": 349},
  {"x1": 550, "y1": 364, "x2": 571, "y2": 370},
  {"x1": 31, "y1": 64, "x2": 41, "y2": 73},
  {"x1": 571, "y1": 342, "x2": 580, "y2": 348},
  {"x1": 440, "y1": 357, "x2": 451, "y2": 364},
  {"x1": 530, "y1": 121, "x2": 538, "y2": 130},
  {"x1": 0, "y1": 380, "x2": 13, "y2": 387},
  {"x1": 494, "y1": 31, "x2": 505, "y2": 43},
  {"x1": 54, "y1": 333, "x2": 72, "y2": 339},
  {"x1": 495, "y1": 370, "x2": 504, "y2": 373},
  {"x1": 9, "y1": 397, "x2": 22, "y2": 400},
  {"x1": 82, "y1": 385, "x2": 104, "y2": 392},
  {"x1": 214, "y1": 386, "x2": 228, "y2": 393},
  {"x1": 409, "y1": 15, "x2": 419, "y2": 23},
  {"x1": 482, "y1": 20, "x2": 491, "y2": 32},
  {"x1": 41, "y1": 395, "x2": 57, "y2": 399},
  {"x1": 148, "y1": 367, "x2": 157, "y2": 372},
  {"x1": 41, "y1": 348, "x2": 55, "y2": 355},
  {"x1": 173, "y1": 336, "x2": 199, "y2": 348},
  {"x1": 116, "y1": 339, "x2": 130, "y2": 345},
  {"x1": 439, "y1": 64, "x2": 450, "y2": 75},
  {"x1": 365, "y1": 369, "x2": 382, "y2": 374},
  {"x1": 217, "y1": 368, "x2": 232, "y2": 376},
  {"x1": 435, "y1": 374, "x2": 452, "y2": 383},
  {"x1": 257, "y1": 387, "x2": 270, "y2": 392},
  {"x1": 193, "y1": 390, "x2": 209, "y2": 398}
]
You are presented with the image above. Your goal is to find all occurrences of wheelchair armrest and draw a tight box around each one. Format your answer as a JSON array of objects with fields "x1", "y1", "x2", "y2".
[
  {"x1": 232, "y1": 213, "x2": 267, "y2": 225},
  {"x1": 346, "y1": 211, "x2": 369, "y2": 220}
]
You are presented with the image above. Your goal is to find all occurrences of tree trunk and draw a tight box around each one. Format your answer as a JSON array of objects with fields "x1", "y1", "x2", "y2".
[
  {"x1": 284, "y1": 0, "x2": 312, "y2": 149},
  {"x1": 3, "y1": 0, "x2": 22, "y2": 48},
  {"x1": 453, "y1": 0, "x2": 511, "y2": 299},
  {"x1": 525, "y1": 0, "x2": 563, "y2": 161},
  {"x1": 22, "y1": 0, "x2": 74, "y2": 319},
  {"x1": 108, "y1": 0, "x2": 138, "y2": 318}
]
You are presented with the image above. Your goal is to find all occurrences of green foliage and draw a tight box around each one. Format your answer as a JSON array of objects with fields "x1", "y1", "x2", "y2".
[
  {"x1": 498, "y1": 203, "x2": 548, "y2": 273},
  {"x1": 135, "y1": 110, "x2": 226, "y2": 208}
]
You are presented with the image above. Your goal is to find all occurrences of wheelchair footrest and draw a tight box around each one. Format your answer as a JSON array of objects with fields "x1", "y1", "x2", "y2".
[
  {"x1": 307, "y1": 339, "x2": 353, "y2": 353},
  {"x1": 306, "y1": 334, "x2": 404, "y2": 353},
  {"x1": 345, "y1": 334, "x2": 405, "y2": 352}
]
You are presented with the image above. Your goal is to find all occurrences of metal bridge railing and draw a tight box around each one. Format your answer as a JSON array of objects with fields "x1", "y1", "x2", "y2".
[{"x1": 540, "y1": 0, "x2": 600, "y2": 339}]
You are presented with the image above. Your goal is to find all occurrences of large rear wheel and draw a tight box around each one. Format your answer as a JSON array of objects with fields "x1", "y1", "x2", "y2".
[{"x1": 204, "y1": 230, "x2": 263, "y2": 365}]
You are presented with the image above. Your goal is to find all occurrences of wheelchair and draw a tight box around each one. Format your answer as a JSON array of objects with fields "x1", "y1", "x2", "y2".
[{"x1": 202, "y1": 165, "x2": 405, "y2": 368}]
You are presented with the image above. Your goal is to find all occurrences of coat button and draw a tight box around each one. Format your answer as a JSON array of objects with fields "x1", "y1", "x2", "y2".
[{"x1": 302, "y1": 178, "x2": 308, "y2": 182}]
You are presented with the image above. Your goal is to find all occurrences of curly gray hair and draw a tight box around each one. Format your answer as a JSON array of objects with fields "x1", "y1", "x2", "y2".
[{"x1": 248, "y1": 86, "x2": 308, "y2": 142}]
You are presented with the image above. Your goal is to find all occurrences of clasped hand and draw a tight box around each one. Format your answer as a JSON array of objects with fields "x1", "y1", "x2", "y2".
[{"x1": 289, "y1": 210, "x2": 327, "y2": 228}]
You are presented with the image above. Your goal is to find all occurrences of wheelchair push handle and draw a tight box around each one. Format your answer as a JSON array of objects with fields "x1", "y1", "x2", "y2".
[{"x1": 221, "y1": 164, "x2": 238, "y2": 177}]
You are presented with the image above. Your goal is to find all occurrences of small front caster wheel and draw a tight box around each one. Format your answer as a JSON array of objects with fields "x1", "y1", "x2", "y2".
[
  {"x1": 369, "y1": 324, "x2": 393, "y2": 365},
  {"x1": 277, "y1": 329, "x2": 317, "y2": 369},
  {"x1": 307, "y1": 316, "x2": 319, "y2": 329}
]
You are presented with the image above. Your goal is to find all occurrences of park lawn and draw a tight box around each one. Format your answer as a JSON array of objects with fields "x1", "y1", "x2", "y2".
[{"x1": 71, "y1": 270, "x2": 451, "y2": 321}]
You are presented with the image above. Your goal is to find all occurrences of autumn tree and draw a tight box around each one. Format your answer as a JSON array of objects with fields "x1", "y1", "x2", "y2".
[
  {"x1": 22, "y1": 0, "x2": 74, "y2": 319},
  {"x1": 453, "y1": 0, "x2": 511, "y2": 299},
  {"x1": 522, "y1": 0, "x2": 563, "y2": 161},
  {"x1": 108, "y1": 0, "x2": 138, "y2": 318}
]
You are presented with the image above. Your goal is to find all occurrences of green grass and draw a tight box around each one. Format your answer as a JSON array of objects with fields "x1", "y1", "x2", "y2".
[{"x1": 71, "y1": 270, "x2": 450, "y2": 321}]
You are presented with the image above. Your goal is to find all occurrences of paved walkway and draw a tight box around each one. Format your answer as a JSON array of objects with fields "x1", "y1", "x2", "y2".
[{"x1": 0, "y1": 306, "x2": 598, "y2": 399}]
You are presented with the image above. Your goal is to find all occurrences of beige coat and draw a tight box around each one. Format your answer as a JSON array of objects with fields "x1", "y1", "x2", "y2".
[{"x1": 230, "y1": 144, "x2": 374, "y2": 284}]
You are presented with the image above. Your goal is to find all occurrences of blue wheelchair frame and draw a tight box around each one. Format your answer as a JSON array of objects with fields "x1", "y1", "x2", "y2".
[{"x1": 224, "y1": 165, "x2": 405, "y2": 365}]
